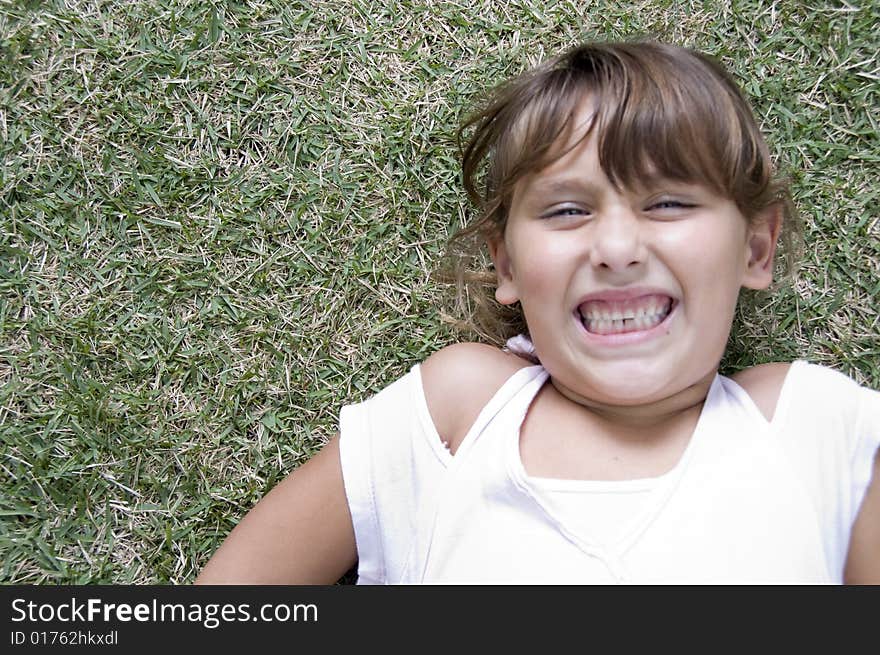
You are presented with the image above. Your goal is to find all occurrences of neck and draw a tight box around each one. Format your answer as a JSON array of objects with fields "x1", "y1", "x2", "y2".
[{"x1": 548, "y1": 368, "x2": 716, "y2": 435}]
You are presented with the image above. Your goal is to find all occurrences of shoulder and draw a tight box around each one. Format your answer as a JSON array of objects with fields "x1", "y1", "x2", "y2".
[
  {"x1": 730, "y1": 359, "x2": 879, "y2": 423},
  {"x1": 729, "y1": 362, "x2": 793, "y2": 422},
  {"x1": 420, "y1": 342, "x2": 534, "y2": 453}
]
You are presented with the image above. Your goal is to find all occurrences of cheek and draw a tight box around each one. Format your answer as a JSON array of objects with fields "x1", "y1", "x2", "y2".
[
  {"x1": 660, "y1": 220, "x2": 747, "y2": 276},
  {"x1": 511, "y1": 236, "x2": 580, "y2": 292},
  {"x1": 656, "y1": 224, "x2": 748, "y2": 330}
]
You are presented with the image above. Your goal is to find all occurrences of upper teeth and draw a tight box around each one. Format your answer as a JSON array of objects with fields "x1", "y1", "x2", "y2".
[
  {"x1": 584, "y1": 306, "x2": 658, "y2": 321},
  {"x1": 578, "y1": 295, "x2": 672, "y2": 321}
]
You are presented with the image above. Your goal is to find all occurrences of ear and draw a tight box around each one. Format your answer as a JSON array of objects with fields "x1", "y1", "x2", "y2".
[
  {"x1": 488, "y1": 236, "x2": 520, "y2": 305},
  {"x1": 741, "y1": 204, "x2": 782, "y2": 290}
]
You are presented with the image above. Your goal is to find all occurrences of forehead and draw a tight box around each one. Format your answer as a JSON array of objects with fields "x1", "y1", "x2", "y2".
[
  {"x1": 497, "y1": 66, "x2": 744, "y2": 206},
  {"x1": 511, "y1": 124, "x2": 720, "y2": 208},
  {"x1": 510, "y1": 101, "x2": 677, "y2": 204},
  {"x1": 510, "y1": 99, "x2": 599, "y2": 188},
  {"x1": 513, "y1": 146, "x2": 602, "y2": 206}
]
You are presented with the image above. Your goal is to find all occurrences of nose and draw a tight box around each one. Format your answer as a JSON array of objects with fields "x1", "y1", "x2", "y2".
[{"x1": 588, "y1": 206, "x2": 645, "y2": 272}]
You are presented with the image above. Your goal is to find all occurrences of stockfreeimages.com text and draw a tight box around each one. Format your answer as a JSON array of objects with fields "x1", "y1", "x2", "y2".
[{"x1": 11, "y1": 597, "x2": 317, "y2": 629}]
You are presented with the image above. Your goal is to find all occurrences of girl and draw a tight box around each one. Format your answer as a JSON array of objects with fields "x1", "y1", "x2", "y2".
[{"x1": 196, "y1": 41, "x2": 880, "y2": 584}]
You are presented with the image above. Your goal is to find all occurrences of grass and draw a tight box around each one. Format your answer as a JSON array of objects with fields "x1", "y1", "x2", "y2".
[{"x1": 1, "y1": 0, "x2": 877, "y2": 584}]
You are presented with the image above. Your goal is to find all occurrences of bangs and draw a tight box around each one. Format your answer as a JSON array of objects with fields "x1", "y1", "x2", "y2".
[
  {"x1": 474, "y1": 42, "x2": 774, "y2": 225},
  {"x1": 482, "y1": 72, "x2": 589, "y2": 224},
  {"x1": 592, "y1": 48, "x2": 763, "y2": 200}
]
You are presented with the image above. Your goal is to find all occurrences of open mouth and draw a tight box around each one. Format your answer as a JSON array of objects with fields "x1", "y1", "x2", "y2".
[{"x1": 577, "y1": 294, "x2": 674, "y2": 336}]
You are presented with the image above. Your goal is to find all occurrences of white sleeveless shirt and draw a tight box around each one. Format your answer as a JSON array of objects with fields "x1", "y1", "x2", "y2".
[{"x1": 338, "y1": 360, "x2": 880, "y2": 584}]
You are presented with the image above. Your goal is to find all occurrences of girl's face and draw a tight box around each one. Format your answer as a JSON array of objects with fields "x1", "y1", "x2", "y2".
[{"x1": 490, "y1": 104, "x2": 779, "y2": 410}]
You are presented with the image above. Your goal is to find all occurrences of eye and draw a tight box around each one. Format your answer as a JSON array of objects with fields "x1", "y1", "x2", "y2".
[
  {"x1": 646, "y1": 199, "x2": 696, "y2": 212},
  {"x1": 541, "y1": 205, "x2": 590, "y2": 219}
]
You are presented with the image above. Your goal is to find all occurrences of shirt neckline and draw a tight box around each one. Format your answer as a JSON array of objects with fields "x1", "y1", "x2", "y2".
[{"x1": 505, "y1": 370, "x2": 724, "y2": 559}]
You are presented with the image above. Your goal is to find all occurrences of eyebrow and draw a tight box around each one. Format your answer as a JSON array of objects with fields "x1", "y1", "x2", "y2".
[
  {"x1": 520, "y1": 177, "x2": 602, "y2": 200},
  {"x1": 519, "y1": 175, "x2": 708, "y2": 204}
]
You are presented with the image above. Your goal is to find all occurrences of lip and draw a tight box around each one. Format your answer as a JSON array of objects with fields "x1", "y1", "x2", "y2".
[
  {"x1": 572, "y1": 287, "x2": 678, "y2": 347},
  {"x1": 574, "y1": 286, "x2": 677, "y2": 305}
]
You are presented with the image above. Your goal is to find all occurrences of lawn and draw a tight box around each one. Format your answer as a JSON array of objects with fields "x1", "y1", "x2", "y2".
[{"x1": 1, "y1": 0, "x2": 877, "y2": 583}]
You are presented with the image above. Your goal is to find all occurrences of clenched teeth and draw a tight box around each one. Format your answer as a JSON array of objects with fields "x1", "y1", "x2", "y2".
[{"x1": 578, "y1": 294, "x2": 673, "y2": 335}]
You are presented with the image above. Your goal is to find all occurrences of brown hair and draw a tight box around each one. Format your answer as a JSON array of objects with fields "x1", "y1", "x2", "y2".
[{"x1": 437, "y1": 40, "x2": 801, "y2": 346}]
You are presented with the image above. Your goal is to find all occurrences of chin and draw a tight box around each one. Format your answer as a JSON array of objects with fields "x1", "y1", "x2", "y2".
[
  {"x1": 592, "y1": 378, "x2": 674, "y2": 405},
  {"x1": 548, "y1": 362, "x2": 672, "y2": 406},
  {"x1": 594, "y1": 353, "x2": 710, "y2": 401}
]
